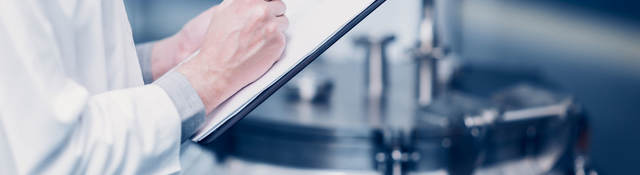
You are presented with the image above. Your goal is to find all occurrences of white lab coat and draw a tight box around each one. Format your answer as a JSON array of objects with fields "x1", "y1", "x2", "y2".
[{"x1": 0, "y1": 0, "x2": 184, "y2": 174}]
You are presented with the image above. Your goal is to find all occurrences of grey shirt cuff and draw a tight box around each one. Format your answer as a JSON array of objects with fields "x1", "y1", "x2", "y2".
[
  {"x1": 136, "y1": 42, "x2": 155, "y2": 84},
  {"x1": 154, "y1": 71, "x2": 206, "y2": 142}
]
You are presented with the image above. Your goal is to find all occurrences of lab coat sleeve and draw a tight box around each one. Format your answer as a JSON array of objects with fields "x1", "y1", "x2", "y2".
[
  {"x1": 154, "y1": 71, "x2": 207, "y2": 142},
  {"x1": 135, "y1": 41, "x2": 207, "y2": 141},
  {"x1": 0, "y1": 75, "x2": 184, "y2": 174},
  {"x1": 135, "y1": 42, "x2": 155, "y2": 85}
]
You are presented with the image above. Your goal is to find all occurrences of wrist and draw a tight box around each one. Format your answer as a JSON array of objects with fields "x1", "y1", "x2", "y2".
[
  {"x1": 150, "y1": 36, "x2": 181, "y2": 80},
  {"x1": 177, "y1": 54, "x2": 235, "y2": 113},
  {"x1": 172, "y1": 30, "x2": 198, "y2": 64},
  {"x1": 150, "y1": 31, "x2": 198, "y2": 80}
]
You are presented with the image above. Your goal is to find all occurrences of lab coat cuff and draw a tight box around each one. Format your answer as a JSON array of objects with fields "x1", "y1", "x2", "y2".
[
  {"x1": 154, "y1": 71, "x2": 206, "y2": 142},
  {"x1": 136, "y1": 42, "x2": 155, "y2": 84}
]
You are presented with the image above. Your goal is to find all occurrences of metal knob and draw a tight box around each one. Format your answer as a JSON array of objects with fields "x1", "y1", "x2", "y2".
[
  {"x1": 355, "y1": 35, "x2": 396, "y2": 127},
  {"x1": 355, "y1": 35, "x2": 396, "y2": 102}
]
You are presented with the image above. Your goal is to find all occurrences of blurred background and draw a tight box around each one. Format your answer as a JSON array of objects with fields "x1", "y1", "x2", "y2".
[{"x1": 125, "y1": 0, "x2": 640, "y2": 174}]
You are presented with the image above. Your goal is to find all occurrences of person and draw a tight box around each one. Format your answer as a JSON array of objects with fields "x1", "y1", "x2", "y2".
[{"x1": 0, "y1": 0, "x2": 288, "y2": 174}]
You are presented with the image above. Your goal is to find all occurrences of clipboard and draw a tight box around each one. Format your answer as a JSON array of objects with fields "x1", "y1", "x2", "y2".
[{"x1": 193, "y1": 0, "x2": 387, "y2": 143}]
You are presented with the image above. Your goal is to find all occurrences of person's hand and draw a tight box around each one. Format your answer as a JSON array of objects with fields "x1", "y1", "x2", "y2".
[
  {"x1": 178, "y1": 0, "x2": 289, "y2": 113},
  {"x1": 150, "y1": 7, "x2": 216, "y2": 80}
]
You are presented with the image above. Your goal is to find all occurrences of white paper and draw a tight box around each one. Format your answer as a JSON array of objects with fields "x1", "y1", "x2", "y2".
[{"x1": 192, "y1": 0, "x2": 376, "y2": 141}]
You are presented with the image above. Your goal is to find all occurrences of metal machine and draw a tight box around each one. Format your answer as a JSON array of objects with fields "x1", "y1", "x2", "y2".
[{"x1": 191, "y1": 1, "x2": 598, "y2": 175}]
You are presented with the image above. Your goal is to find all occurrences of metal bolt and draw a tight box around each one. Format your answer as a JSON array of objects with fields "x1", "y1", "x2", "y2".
[
  {"x1": 392, "y1": 149, "x2": 403, "y2": 161},
  {"x1": 376, "y1": 152, "x2": 386, "y2": 162},
  {"x1": 471, "y1": 128, "x2": 480, "y2": 137},
  {"x1": 441, "y1": 138, "x2": 451, "y2": 148}
]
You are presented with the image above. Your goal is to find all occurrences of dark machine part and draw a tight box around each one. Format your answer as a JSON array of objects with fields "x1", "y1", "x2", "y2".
[
  {"x1": 409, "y1": 93, "x2": 492, "y2": 175},
  {"x1": 409, "y1": 78, "x2": 588, "y2": 175},
  {"x1": 376, "y1": 129, "x2": 414, "y2": 175}
]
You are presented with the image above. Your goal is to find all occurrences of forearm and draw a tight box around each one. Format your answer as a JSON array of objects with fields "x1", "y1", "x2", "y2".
[
  {"x1": 151, "y1": 34, "x2": 194, "y2": 80},
  {"x1": 136, "y1": 32, "x2": 197, "y2": 84}
]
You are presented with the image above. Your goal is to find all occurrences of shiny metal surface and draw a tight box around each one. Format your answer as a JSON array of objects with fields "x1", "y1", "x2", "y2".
[
  {"x1": 224, "y1": 157, "x2": 379, "y2": 175},
  {"x1": 202, "y1": 60, "x2": 588, "y2": 175}
]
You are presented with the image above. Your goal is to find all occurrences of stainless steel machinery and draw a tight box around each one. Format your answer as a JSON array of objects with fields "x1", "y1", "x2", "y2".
[{"x1": 196, "y1": 1, "x2": 597, "y2": 175}]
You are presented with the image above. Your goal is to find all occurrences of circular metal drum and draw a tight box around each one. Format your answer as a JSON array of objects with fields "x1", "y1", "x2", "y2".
[{"x1": 204, "y1": 62, "x2": 589, "y2": 175}]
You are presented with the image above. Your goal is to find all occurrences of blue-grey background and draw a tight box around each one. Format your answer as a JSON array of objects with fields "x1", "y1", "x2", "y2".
[{"x1": 124, "y1": 0, "x2": 640, "y2": 174}]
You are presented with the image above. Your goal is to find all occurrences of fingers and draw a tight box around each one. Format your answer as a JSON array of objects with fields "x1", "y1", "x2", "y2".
[
  {"x1": 265, "y1": 0, "x2": 286, "y2": 17},
  {"x1": 266, "y1": 0, "x2": 288, "y2": 33},
  {"x1": 272, "y1": 15, "x2": 289, "y2": 33},
  {"x1": 268, "y1": 32, "x2": 287, "y2": 62}
]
